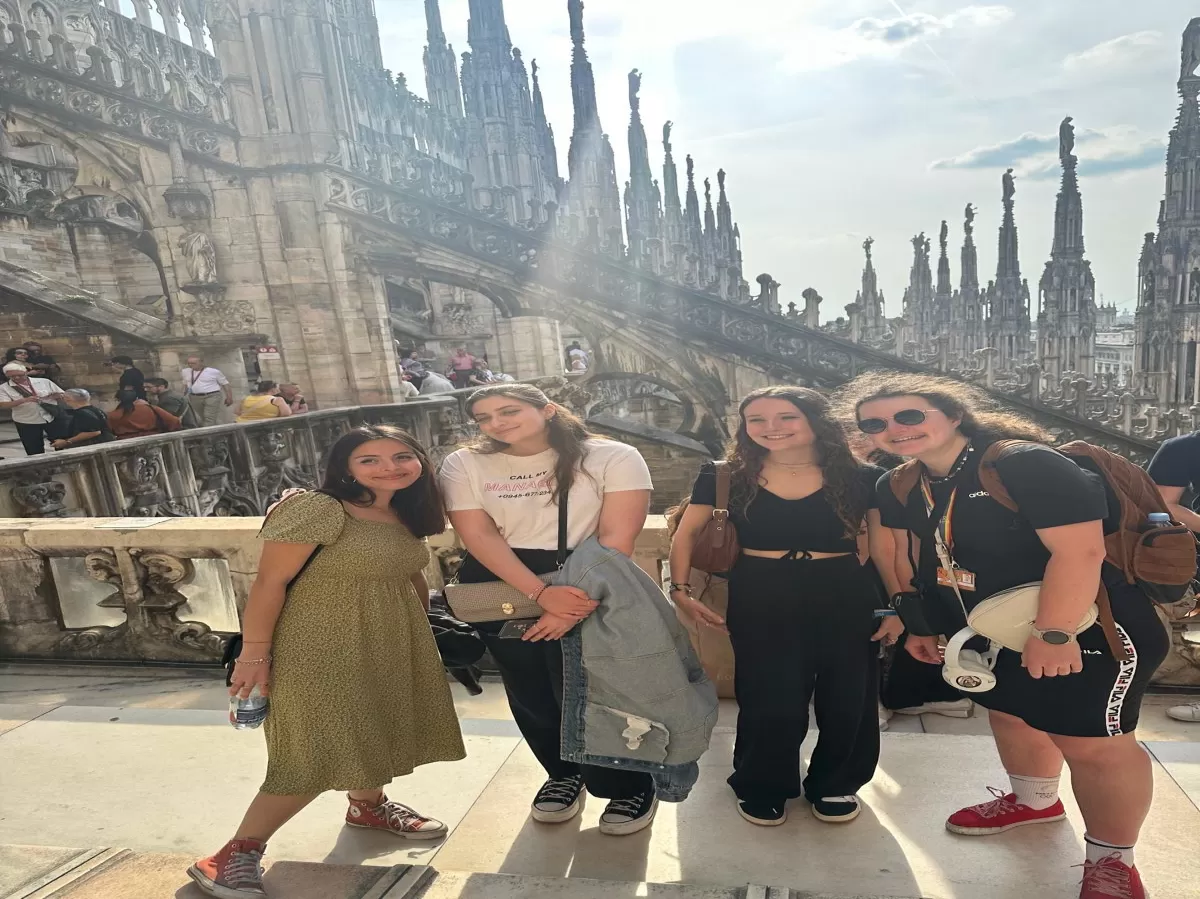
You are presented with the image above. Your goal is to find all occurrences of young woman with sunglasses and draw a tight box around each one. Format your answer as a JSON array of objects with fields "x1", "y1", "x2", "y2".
[
  {"x1": 439, "y1": 384, "x2": 660, "y2": 836},
  {"x1": 669, "y1": 386, "x2": 902, "y2": 827},
  {"x1": 843, "y1": 372, "x2": 1166, "y2": 899}
]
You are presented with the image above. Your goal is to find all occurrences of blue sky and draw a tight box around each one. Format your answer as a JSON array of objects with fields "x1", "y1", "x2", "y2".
[{"x1": 376, "y1": 1, "x2": 1191, "y2": 317}]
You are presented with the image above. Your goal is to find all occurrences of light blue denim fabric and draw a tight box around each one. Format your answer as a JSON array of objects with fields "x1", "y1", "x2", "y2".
[{"x1": 557, "y1": 537, "x2": 719, "y2": 802}]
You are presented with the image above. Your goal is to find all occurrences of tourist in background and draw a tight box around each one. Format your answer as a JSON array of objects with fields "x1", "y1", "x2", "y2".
[
  {"x1": 21, "y1": 341, "x2": 61, "y2": 381},
  {"x1": 439, "y1": 384, "x2": 660, "y2": 836},
  {"x1": 419, "y1": 370, "x2": 454, "y2": 395},
  {"x1": 236, "y1": 381, "x2": 293, "y2": 423},
  {"x1": 401, "y1": 350, "x2": 427, "y2": 389},
  {"x1": 449, "y1": 347, "x2": 476, "y2": 389},
  {"x1": 0, "y1": 362, "x2": 66, "y2": 455},
  {"x1": 669, "y1": 386, "x2": 899, "y2": 826},
  {"x1": 189, "y1": 426, "x2": 464, "y2": 899},
  {"x1": 1146, "y1": 432, "x2": 1200, "y2": 724},
  {"x1": 279, "y1": 383, "x2": 309, "y2": 414},
  {"x1": 108, "y1": 355, "x2": 146, "y2": 400},
  {"x1": 3, "y1": 347, "x2": 30, "y2": 377},
  {"x1": 467, "y1": 360, "x2": 495, "y2": 387},
  {"x1": 182, "y1": 355, "x2": 234, "y2": 427},
  {"x1": 565, "y1": 341, "x2": 589, "y2": 372},
  {"x1": 108, "y1": 388, "x2": 182, "y2": 438},
  {"x1": 846, "y1": 371, "x2": 1165, "y2": 899},
  {"x1": 146, "y1": 378, "x2": 198, "y2": 428},
  {"x1": 397, "y1": 373, "x2": 419, "y2": 399},
  {"x1": 51, "y1": 389, "x2": 113, "y2": 450}
]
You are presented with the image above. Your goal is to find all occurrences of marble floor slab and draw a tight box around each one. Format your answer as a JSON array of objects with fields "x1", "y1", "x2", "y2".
[{"x1": 0, "y1": 844, "x2": 91, "y2": 896}]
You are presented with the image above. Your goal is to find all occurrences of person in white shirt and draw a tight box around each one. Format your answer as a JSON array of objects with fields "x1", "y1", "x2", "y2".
[
  {"x1": 438, "y1": 383, "x2": 659, "y2": 837},
  {"x1": 418, "y1": 371, "x2": 454, "y2": 395},
  {"x1": 181, "y1": 355, "x2": 233, "y2": 427},
  {"x1": 0, "y1": 362, "x2": 66, "y2": 455}
]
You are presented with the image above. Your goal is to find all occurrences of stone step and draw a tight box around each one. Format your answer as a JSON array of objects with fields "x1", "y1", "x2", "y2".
[{"x1": 0, "y1": 847, "x2": 906, "y2": 899}]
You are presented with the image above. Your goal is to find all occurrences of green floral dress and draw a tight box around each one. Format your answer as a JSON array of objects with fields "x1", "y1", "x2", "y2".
[{"x1": 257, "y1": 491, "x2": 465, "y2": 794}]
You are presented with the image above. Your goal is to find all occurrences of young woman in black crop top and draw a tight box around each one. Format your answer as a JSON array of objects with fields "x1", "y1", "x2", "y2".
[
  {"x1": 845, "y1": 371, "x2": 1167, "y2": 899},
  {"x1": 668, "y1": 386, "x2": 901, "y2": 827}
]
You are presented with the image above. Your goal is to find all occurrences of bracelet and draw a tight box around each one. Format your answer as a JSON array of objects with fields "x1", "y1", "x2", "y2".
[
  {"x1": 528, "y1": 583, "x2": 550, "y2": 604},
  {"x1": 235, "y1": 656, "x2": 272, "y2": 666},
  {"x1": 874, "y1": 609, "x2": 899, "y2": 617},
  {"x1": 669, "y1": 583, "x2": 693, "y2": 594}
]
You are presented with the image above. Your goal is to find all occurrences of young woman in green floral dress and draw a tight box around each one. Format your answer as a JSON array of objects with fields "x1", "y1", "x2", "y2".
[{"x1": 188, "y1": 425, "x2": 466, "y2": 899}]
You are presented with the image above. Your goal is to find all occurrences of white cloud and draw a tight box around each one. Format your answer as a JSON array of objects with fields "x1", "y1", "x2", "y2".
[
  {"x1": 931, "y1": 124, "x2": 1165, "y2": 179},
  {"x1": 850, "y1": 5, "x2": 1013, "y2": 47},
  {"x1": 1062, "y1": 31, "x2": 1164, "y2": 73}
]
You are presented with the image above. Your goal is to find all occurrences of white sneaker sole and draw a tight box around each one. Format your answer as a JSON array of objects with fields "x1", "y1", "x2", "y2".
[
  {"x1": 599, "y1": 798, "x2": 658, "y2": 836},
  {"x1": 186, "y1": 865, "x2": 266, "y2": 899},
  {"x1": 945, "y1": 810, "x2": 1066, "y2": 835},
  {"x1": 737, "y1": 805, "x2": 787, "y2": 827},
  {"x1": 894, "y1": 703, "x2": 974, "y2": 719},
  {"x1": 531, "y1": 793, "x2": 585, "y2": 824},
  {"x1": 1165, "y1": 712, "x2": 1200, "y2": 722},
  {"x1": 812, "y1": 804, "x2": 860, "y2": 824},
  {"x1": 344, "y1": 820, "x2": 448, "y2": 840}
]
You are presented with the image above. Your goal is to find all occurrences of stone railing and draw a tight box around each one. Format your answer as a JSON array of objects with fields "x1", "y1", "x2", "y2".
[
  {"x1": 0, "y1": 514, "x2": 669, "y2": 664},
  {"x1": 2, "y1": 514, "x2": 1197, "y2": 688},
  {"x1": 0, "y1": 396, "x2": 472, "y2": 519}
]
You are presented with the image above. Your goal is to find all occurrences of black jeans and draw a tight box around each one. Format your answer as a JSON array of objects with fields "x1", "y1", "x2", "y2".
[
  {"x1": 15, "y1": 421, "x2": 50, "y2": 455},
  {"x1": 461, "y1": 549, "x2": 653, "y2": 801},
  {"x1": 726, "y1": 553, "x2": 881, "y2": 804}
]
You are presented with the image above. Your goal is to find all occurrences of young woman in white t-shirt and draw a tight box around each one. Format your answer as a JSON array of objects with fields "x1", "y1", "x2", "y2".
[{"x1": 439, "y1": 383, "x2": 659, "y2": 836}]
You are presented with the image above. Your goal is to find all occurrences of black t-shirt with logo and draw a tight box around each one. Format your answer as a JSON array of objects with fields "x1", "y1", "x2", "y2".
[
  {"x1": 66, "y1": 405, "x2": 114, "y2": 447},
  {"x1": 875, "y1": 441, "x2": 1110, "y2": 631}
]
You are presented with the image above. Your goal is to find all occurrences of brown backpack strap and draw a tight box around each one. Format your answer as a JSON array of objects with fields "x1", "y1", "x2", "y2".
[
  {"x1": 713, "y1": 460, "x2": 731, "y2": 512},
  {"x1": 1096, "y1": 582, "x2": 1132, "y2": 661},
  {"x1": 888, "y1": 459, "x2": 922, "y2": 505},
  {"x1": 976, "y1": 439, "x2": 1042, "y2": 513}
]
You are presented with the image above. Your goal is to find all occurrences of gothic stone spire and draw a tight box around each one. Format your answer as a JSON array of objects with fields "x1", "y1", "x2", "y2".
[
  {"x1": 531, "y1": 60, "x2": 560, "y2": 185},
  {"x1": 623, "y1": 69, "x2": 663, "y2": 264},
  {"x1": 424, "y1": 0, "x2": 464, "y2": 119},
  {"x1": 988, "y1": 168, "x2": 1031, "y2": 368}
]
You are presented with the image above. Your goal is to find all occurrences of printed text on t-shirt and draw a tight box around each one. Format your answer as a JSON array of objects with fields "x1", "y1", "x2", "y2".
[{"x1": 484, "y1": 469, "x2": 552, "y2": 500}]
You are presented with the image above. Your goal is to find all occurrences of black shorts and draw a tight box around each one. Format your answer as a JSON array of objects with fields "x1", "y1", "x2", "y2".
[{"x1": 967, "y1": 582, "x2": 1169, "y2": 738}]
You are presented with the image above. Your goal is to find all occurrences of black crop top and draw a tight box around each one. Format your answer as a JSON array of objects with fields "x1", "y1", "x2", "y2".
[{"x1": 689, "y1": 461, "x2": 883, "y2": 552}]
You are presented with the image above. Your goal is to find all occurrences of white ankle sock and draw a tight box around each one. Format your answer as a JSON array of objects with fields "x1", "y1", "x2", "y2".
[
  {"x1": 1085, "y1": 834, "x2": 1135, "y2": 867},
  {"x1": 1008, "y1": 773, "x2": 1060, "y2": 810}
]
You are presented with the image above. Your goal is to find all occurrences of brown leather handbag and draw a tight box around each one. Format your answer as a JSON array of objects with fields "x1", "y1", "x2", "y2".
[{"x1": 690, "y1": 461, "x2": 741, "y2": 573}]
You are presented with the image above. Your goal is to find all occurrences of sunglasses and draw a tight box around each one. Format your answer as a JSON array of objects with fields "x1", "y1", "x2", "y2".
[{"x1": 856, "y1": 408, "x2": 942, "y2": 434}]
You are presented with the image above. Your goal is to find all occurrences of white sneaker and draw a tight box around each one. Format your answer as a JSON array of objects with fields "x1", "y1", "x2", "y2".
[
  {"x1": 1166, "y1": 700, "x2": 1200, "y2": 722},
  {"x1": 878, "y1": 703, "x2": 892, "y2": 731},
  {"x1": 894, "y1": 699, "x2": 974, "y2": 718}
]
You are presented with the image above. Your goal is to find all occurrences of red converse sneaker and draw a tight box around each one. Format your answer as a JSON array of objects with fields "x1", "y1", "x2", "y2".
[
  {"x1": 1078, "y1": 853, "x2": 1146, "y2": 899},
  {"x1": 946, "y1": 786, "x2": 1066, "y2": 835},
  {"x1": 345, "y1": 794, "x2": 447, "y2": 840},
  {"x1": 186, "y1": 838, "x2": 267, "y2": 898}
]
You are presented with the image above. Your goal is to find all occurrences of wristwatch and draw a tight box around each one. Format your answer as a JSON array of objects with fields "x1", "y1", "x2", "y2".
[{"x1": 1030, "y1": 626, "x2": 1075, "y2": 645}]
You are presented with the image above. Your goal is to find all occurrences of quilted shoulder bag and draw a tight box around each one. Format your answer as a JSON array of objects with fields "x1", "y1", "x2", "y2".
[
  {"x1": 443, "y1": 491, "x2": 568, "y2": 624},
  {"x1": 690, "y1": 461, "x2": 741, "y2": 574}
]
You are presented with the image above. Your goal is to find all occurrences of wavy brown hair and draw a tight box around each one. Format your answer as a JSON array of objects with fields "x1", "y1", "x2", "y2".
[
  {"x1": 728, "y1": 386, "x2": 872, "y2": 538},
  {"x1": 319, "y1": 425, "x2": 446, "y2": 537},
  {"x1": 464, "y1": 383, "x2": 596, "y2": 504},
  {"x1": 835, "y1": 371, "x2": 1050, "y2": 445}
]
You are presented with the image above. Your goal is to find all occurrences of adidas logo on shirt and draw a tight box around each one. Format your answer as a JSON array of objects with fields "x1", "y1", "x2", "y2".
[{"x1": 968, "y1": 491, "x2": 991, "y2": 498}]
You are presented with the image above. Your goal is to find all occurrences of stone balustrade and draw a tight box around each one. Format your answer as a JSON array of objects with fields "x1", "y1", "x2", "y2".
[
  {"x1": 0, "y1": 396, "x2": 472, "y2": 519},
  {"x1": 2, "y1": 513, "x2": 1197, "y2": 688}
]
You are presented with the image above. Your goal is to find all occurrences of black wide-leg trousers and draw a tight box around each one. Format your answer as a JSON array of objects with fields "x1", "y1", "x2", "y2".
[{"x1": 726, "y1": 553, "x2": 881, "y2": 804}]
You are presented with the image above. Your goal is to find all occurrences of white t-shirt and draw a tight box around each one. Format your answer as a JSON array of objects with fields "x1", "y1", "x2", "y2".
[
  {"x1": 181, "y1": 367, "x2": 229, "y2": 395},
  {"x1": 439, "y1": 439, "x2": 653, "y2": 550},
  {"x1": 397, "y1": 379, "x2": 419, "y2": 398},
  {"x1": 0, "y1": 378, "x2": 63, "y2": 424}
]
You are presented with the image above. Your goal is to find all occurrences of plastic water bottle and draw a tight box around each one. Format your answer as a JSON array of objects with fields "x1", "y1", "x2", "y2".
[
  {"x1": 1148, "y1": 512, "x2": 1172, "y2": 528},
  {"x1": 229, "y1": 686, "x2": 269, "y2": 730}
]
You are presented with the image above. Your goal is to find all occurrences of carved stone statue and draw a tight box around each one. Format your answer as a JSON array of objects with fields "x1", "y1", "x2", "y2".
[
  {"x1": 1182, "y1": 18, "x2": 1200, "y2": 80},
  {"x1": 663, "y1": 120, "x2": 673, "y2": 153},
  {"x1": 178, "y1": 224, "x2": 218, "y2": 284},
  {"x1": 1059, "y1": 116, "x2": 1075, "y2": 161},
  {"x1": 964, "y1": 203, "x2": 976, "y2": 237},
  {"x1": 863, "y1": 236, "x2": 874, "y2": 261},
  {"x1": 628, "y1": 69, "x2": 641, "y2": 115},
  {"x1": 1191, "y1": 269, "x2": 1200, "y2": 304},
  {"x1": 1002, "y1": 168, "x2": 1015, "y2": 203},
  {"x1": 939, "y1": 220, "x2": 948, "y2": 253}
]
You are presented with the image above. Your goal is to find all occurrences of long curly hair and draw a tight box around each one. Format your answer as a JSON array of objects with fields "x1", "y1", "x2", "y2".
[
  {"x1": 463, "y1": 383, "x2": 595, "y2": 503},
  {"x1": 835, "y1": 371, "x2": 1050, "y2": 444},
  {"x1": 727, "y1": 386, "x2": 872, "y2": 538}
]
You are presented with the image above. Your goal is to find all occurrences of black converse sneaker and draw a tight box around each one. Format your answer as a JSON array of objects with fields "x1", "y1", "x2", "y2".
[
  {"x1": 737, "y1": 799, "x2": 787, "y2": 826},
  {"x1": 811, "y1": 795, "x2": 861, "y2": 823},
  {"x1": 599, "y1": 790, "x2": 658, "y2": 836},
  {"x1": 531, "y1": 774, "x2": 585, "y2": 823}
]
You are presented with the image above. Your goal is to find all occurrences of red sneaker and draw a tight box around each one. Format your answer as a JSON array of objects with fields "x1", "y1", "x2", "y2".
[
  {"x1": 186, "y1": 838, "x2": 267, "y2": 898},
  {"x1": 1078, "y1": 854, "x2": 1146, "y2": 899},
  {"x1": 345, "y1": 794, "x2": 447, "y2": 840},
  {"x1": 946, "y1": 786, "x2": 1067, "y2": 835}
]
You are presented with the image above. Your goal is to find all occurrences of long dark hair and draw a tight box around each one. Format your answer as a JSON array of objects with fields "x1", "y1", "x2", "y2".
[
  {"x1": 254, "y1": 380, "x2": 277, "y2": 394},
  {"x1": 836, "y1": 371, "x2": 1049, "y2": 445},
  {"x1": 319, "y1": 425, "x2": 446, "y2": 537},
  {"x1": 728, "y1": 386, "x2": 870, "y2": 538},
  {"x1": 464, "y1": 383, "x2": 594, "y2": 504},
  {"x1": 115, "y1": 387, "x2": 140, "y2": 414}
]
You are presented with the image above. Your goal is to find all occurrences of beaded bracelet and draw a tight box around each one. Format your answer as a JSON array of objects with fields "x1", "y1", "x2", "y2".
[
  {"x1": 528, "y1": 583, "x2": 550, "y2": 604},
  {"x1": 235, "y1": 656, "x2": 272, "y2": 666}
]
